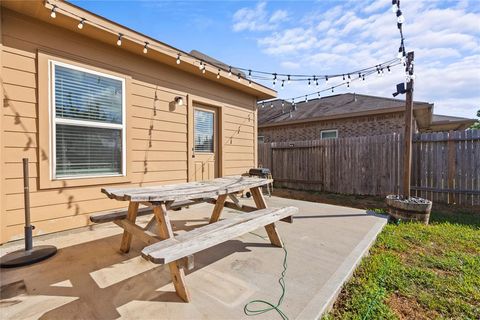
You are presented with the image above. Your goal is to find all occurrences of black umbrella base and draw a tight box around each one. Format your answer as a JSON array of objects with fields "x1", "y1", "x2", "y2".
[{"x1": 0, "y1": 246, "x2": 57, "y2": 268}]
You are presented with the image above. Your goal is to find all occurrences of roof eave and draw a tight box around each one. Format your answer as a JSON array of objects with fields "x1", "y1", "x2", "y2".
[
  {"x1": 259, "y1": 104, "x2": 433, "y2": 128},
  {"x1": 1, "y1": 0, "x2": 276, "y2": 100}
]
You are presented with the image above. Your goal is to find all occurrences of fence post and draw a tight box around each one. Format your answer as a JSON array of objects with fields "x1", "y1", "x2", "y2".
[{"x1": 447, "y1": 131, "x2": 456, "y2": 204}]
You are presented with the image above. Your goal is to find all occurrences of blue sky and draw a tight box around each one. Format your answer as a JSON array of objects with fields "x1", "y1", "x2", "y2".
[{"x1": 71, "y1": 0, "x2": 480, "y2": 118}]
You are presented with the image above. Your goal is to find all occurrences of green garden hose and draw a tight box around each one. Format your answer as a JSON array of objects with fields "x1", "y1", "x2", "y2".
[{"x1": 244, "y1": 232, "x2": 289, "y2": 320}]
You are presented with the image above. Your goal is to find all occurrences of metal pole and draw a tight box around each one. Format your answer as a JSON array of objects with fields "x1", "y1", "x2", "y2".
[
  {"x1": 402, "y1": 51, "x2": 414, "y2": 199},
  {"x1": 23, "y1": 158, "x2": 33, "y2": 251}
]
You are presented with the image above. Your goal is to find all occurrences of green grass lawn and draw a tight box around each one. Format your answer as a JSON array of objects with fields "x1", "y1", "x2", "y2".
[
  {"x1": 324, "y1": 210, "x2": 480, "y2": 320},
  {"x1": 272, "y1": 188, "x2": 480, "y2": 319}
]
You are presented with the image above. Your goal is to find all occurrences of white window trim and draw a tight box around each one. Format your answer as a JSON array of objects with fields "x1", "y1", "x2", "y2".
[
  {"x1": 49, "y1": 60, "x2": 126, "y2": 180},
  {"x1": 320, "y1": 129, "x2": 338, "y2": 139}
]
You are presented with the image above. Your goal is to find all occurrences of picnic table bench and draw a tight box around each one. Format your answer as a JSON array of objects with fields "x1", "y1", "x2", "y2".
[{"x1": 91, "y1": 176, "x2": 297, "y2": 302}]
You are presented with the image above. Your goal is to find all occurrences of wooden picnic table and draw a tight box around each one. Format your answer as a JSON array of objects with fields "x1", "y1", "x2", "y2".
[{"x1": 97, "y1": 176, "x2": 293, "y2": 302}]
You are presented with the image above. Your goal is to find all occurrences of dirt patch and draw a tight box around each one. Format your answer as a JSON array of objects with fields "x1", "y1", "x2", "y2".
[
  {"x1": 272, "y1": 188, "x2": 480, "y2": 215},
  {"x1": 387, "y1": 293, "x2": 439, "y2": 320},
  {"x1": 272, "y1": 188, "x2": 388, "y2": 211}
]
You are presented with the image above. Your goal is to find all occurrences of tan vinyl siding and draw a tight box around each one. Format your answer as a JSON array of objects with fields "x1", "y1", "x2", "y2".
[{"x1": 0, "y1": 8, "x2": 259, "y2": 243}]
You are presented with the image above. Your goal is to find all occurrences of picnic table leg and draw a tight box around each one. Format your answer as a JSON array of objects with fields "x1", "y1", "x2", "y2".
[
  {"x1": 120, "y1": 202, "x2": 140, "y2": 253},
  {"x1": 250, "y1": 187, "x2": 283, "y2": 248},
  {"x1": 209, "y1": 194, "x2": 228, "y2": 223},
  {"x1": 153, "y1": 203, "x2": 191, "y2": 302}
]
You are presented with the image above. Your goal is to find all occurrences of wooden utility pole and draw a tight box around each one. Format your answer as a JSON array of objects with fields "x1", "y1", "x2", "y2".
[{"x1": 402, "y1": 51, "x2": 414, "y2": 198}]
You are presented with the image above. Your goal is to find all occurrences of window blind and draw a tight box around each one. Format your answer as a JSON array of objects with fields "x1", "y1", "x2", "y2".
[
  {"x1": 55, "y1": 124, "x2": 122, "y2": 177},
  {"x1": 53, "y1": 63, "x2": 124, "y2": 178},
  {"x1": 194, "y1": 110, "x2": 214, "y2": 153},
  {"x1": 55, "y1": 65, "x2": 122, "y2": 124}
]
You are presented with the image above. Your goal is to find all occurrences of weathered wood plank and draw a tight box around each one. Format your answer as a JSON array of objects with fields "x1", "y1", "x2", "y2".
[
  {"x1": 102, "y1": 176, "x2": 272, "y2": 202},
  {"x1": 142, "y1": 206, "x2": 298, "y2": 264}
]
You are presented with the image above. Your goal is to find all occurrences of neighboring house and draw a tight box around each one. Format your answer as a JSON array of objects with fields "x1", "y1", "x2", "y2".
[
  {"x1": 258, "y1": 93, "x2": 476, "y2": 143},
  {"x1": 0, "y1": 0, "x2": 275, "y2": 243}
]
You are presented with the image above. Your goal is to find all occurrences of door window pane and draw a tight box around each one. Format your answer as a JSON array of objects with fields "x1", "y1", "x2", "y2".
[{"x1": 194, "y1": 109, "x2": 214, "y2": 153}]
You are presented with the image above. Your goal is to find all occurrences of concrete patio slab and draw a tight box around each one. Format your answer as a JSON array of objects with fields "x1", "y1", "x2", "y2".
[{"x1": 0, "y1": 196, "x2": 387, "y2": 320}]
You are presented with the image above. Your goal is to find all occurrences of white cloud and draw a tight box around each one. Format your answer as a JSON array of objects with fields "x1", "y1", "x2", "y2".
[
  {"x1": 258, "y1": 28, "x2": 318, "y2": 55},
  {"x1": 281, "y1": 61, "x2": 301, "y2": 70},
  {"x1": 234, "y1": 1, "x2": 480, "y2": 118},
  {"x1": 232, "y1": 2, "x2": 288, "y2": 32}
]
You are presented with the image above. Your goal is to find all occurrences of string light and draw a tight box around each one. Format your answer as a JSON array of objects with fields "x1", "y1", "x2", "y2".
[
  {"x1": 50, "y1": 5, "x2": 57, "y2": 18},
  {"x1": 343, "y1": 74, "x2": 345, "y2": 81},
  {"x1": 77, "y1": 18, "x2": 85, "y2": 29},
  {"x1": 396, "y1": 10, "x2": 405, "y2": 24},
  {"x1": 202, "y1": 63, "x2": 207, "y2": 74},
  {"x1": 217, "y1": 69, "x2": 221, "y2": 79},
  {"x1": 308, "y1": 78, "x2": 311, "y2": 87},
  {"x1": 44, "y1": 1, "x2": 402, "y2": 93},
  {"x1": 237, "y1": 73, "x2": 241, "y2": 82},
  {"x1": 117, "y1": 33, "x2": 122, "y2": 46},
  {"x1": 249, "y1": 80, "x2": 252, "y2": 87}
]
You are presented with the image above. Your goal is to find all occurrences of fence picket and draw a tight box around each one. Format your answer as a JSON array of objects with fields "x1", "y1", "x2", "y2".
[{"x1": 257, "y1": 129, "x2": 479, "y2": 205}]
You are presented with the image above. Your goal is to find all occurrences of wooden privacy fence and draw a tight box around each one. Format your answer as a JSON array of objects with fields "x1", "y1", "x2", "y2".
[{"x1": 258, "y1": 130, "x2": 480, "y2": 205}]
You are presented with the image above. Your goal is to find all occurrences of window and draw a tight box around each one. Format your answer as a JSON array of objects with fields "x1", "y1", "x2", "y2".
[
  {"x1": 51, "y1": 61, "x2": 125, "y2": 179},
  {"x1": 194, "y1": 109, "x2": 214, "y2": 153},
  {"x1": 258, "y1": 135, "x2": 265, "y2": 143},
  {"x1": 321, "y1": 129, "x2": 338, "y2": 139}
]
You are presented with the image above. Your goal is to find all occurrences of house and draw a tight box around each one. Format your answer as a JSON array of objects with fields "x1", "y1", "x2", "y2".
[
  {"x1": 0, "y1": 0, "x2": 275, "y2": 243},
  {"x1": 258, "y1": 93, "x2": 476, "y2": 142}
]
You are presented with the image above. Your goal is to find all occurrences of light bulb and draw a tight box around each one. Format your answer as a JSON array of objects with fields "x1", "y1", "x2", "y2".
[
  {"x1": 305, "y1": 95, "x2": 308, "y2": 102},
  {"x1": 78, "y1": 19, "x2": 85, "y2": 29},
  {"x1": 217, "y1": 69, "x2": 221, "y2": 79},
  {"x1": 50, "y1": 6, "x2": 57, "y2": 18},
  {"x1": 287, "y1": 75, "x2": 291, "y2": 84},
  {"x1": 237, "y1": 73, "x2": 241, "y2": 82},
  {"x1": 391, "y1": 5, "x2": 398, "y2": 13},
  {"x1": 249, "y1": 80, "x2": 252, "y2": 87},
  {"x1": 228, "y1": 66, "x2": 232, "y2": 77},
  {"x1": 176, "y1": 54, "x2": 181, "y2": 64},
  {"x1": 143, "y1": 42, "x2": 148, "y2": 54},
  {"x1": 117, "y1": 34, "x2": 122, "y2": 46},
  {"x1": 325, "y1": 76, "x2": 329, "y2": 82},
  {"x1": 396, "y1": 10, "x2": 404, "y2": 24}
]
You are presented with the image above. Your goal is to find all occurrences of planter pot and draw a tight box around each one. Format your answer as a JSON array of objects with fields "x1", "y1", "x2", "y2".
[{"x1": 385, "y1": 195, "x2": 432, "y2": 225}]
